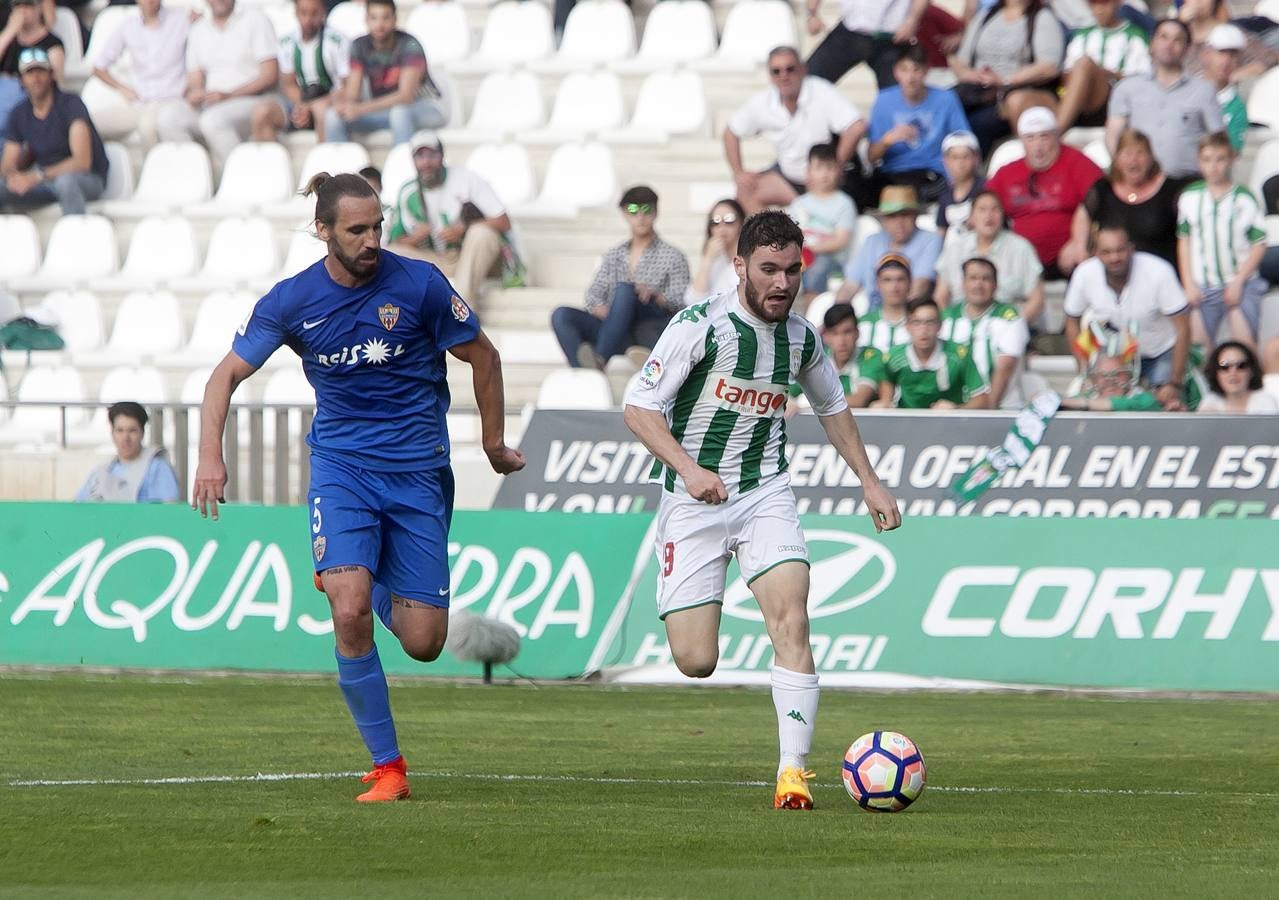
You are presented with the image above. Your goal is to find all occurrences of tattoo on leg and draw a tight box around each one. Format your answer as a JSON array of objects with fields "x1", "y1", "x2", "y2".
[{"x1": 392, "y1": 595, "x2": 434, "y2": 609}]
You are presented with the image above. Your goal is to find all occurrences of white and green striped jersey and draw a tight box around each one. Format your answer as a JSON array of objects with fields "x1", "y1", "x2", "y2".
[
  {"x1": 1176, "y1": 181, "x2": 1267, "y2": 289},
  {"x1": 625, "y1": 290, "x2": 847, "y2": 499},
  {"x1": 856, "y1": 306, "x2": 909, "y2": 355},
  {"x1": 1063, "y1": 22, "x2": 1150, "y2": 75},
  {"x1": 940, "y1": 300, "x2": 1030, "y2": 407}
]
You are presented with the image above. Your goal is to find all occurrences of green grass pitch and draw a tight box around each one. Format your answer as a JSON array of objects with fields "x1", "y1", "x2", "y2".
[{"x1": 2, "y1": 674, "x2": 1277, "y2": 898}]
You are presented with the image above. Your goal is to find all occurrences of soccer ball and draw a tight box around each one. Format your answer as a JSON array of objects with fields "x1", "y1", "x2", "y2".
[{"x1": 842, "y1": 731, "x2": 926, "y2": 812}]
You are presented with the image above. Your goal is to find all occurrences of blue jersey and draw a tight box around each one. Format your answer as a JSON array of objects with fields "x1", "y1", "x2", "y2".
[{"x1": 232, "y1": 251, "x2": 480, "y2": 471}]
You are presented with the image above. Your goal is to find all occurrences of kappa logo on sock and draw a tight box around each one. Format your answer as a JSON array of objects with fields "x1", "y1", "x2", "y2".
[{"x1": 787, "y1": 709, "x2": 807, "y2": 725}]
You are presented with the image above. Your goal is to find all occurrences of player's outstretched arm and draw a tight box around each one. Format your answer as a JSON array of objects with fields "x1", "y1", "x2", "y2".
[
  {"x1": 448, "y1": 331, "x2": 525, "y2": 475},
  {"x1": 817, "y1": 409, "x2": 901, "y2": 533},
  {"x1": 623, "y1": 404, "x2": 727, "y2": 505},
  {"x1": 192, "y1": 351, "x2": 259, "y2": 520}
]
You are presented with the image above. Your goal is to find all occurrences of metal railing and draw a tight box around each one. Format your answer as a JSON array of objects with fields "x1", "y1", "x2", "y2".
[{"x1": 1, "y1": 401, "x2": 315, "y2": 504}]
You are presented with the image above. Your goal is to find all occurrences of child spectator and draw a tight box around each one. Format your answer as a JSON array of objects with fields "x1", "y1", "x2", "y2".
[
  {"x1": 788, "y1": 303, "x2": 878, "y2": 414},
  {"x1": 878, "y1": 297, "x2": 990, "y2": 409},
  {"x1": 786, "y1": 143, "x2": 855, "y2": 301},
  {"x1": 1176, "y1": 131, "x2": 1267, "y2": 351},
  {"x1": 935, "y1": 130, "x2": 983, "y2": 236}
]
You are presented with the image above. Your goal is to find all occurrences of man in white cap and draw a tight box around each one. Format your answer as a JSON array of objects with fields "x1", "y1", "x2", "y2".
[
  {"x1": 1105, "y1": 17, "x2": 1222, "y2": 186},
  {"x1": 386, "y1": 130, "x2": 512, "y2": 306},
  {"x1": 1200, "y1": 24, "x2": 1248, "y2": 151},
  {"x1": 987, "y1": 106, "x2": 1104, "y2": 279}
]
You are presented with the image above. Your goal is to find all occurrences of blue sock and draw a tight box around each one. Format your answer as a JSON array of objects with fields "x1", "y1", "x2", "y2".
[
  {"x1": 371, "y1": 582, "x2": 394, "y2": 632},
  {"x1": 335, "y1": 645, "x2": 401, "y2": 766}
]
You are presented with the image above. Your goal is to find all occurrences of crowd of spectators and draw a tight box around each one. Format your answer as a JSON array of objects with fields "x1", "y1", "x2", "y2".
[{"x1": 2, "y1": 0, "x2": 1279, "y2": 418}]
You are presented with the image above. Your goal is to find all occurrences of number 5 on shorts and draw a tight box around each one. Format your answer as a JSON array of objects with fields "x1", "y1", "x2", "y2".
[{"x1": 663, "y1": 541, "x2": 675, "y2": 577}]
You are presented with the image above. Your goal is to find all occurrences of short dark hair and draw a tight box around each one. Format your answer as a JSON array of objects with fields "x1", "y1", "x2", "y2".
[
  {"x1": 108, "y1": 401, "x2": 148, "y2": 429},
  {"x1": 894, "y1": 43, "x2": 927, "y2": 68},
  {"x1": 367, "y1": 0, "x2": 396, "y2": 11},
  {"x1": 1205, "y1": 340, "x2": 1263, "y2": 394},
  {"x1": 1154, "y1": 16, "x2": 1190, "y2": 45},
  {"x1": 358, "y1": 165, "x2": 382, "y2": 183},
  {"x1": 808, "y1": 142, "x2": 838, "y2": 165},
  {"x1": 1198, "y1": 130, "x2": 1234, "y2": 156},
  {"x1": 961, "y1": 256, "x2": 998, "y2": 281},
  {"x1": 736, "y1": 210, "x2": 804, "y2": 259},
  {"x1": 906, "y1": 296, "x2": 939, "y2": 319},
  {"x1": 1096, "y1": 222, "x2": 1132, "y2": 244},
  {"x1": 619, "y1": 184, "x2": 658, "y2": 209},
  {"x1": 823, "y1": 303, "x2": 857, "y2": 330}
]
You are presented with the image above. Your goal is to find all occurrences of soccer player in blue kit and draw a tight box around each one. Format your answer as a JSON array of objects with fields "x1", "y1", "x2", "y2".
[{"x1": 192, "y1": 172, "x2": 525, "y2": 802}]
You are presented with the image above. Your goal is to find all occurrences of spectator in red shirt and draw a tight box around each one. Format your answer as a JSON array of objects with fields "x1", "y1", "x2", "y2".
[{"x1": 986, "y1": 106, "x2": 1104, "y2": 279}]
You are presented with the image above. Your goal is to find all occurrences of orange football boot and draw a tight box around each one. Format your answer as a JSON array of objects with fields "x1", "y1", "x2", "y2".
[
  {"x1": 773, "y1": 766, "x2": 815, "y2": 810},
  {"x1": 356, "y1": 756, "x2": 411, "y2": 803}
]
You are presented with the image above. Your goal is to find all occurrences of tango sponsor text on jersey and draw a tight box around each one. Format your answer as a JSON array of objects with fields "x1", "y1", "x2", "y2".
[{"x1": 624, "y1": 290, "x2": 847, "y2": 498}]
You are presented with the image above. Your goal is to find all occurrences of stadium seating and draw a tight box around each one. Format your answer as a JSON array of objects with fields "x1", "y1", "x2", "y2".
[
  {"x1": 101, "y1": 142, "x2": 213, "y2": 217},
  {"x1": 611, "y1": 0, "x2": 717, "y2": 72},
  {"x1": 105, "y1": 215, "x2": 200, "y2": 289},
  {"x1": 535, "y1": 368, "x2": 613, "y2": 409},
  {"x1": 40, "y1": 290, "x2": 105, "y2": 353},
  {"x1": 82, "y1": 290, "x2": 184, "y2": 366},
  {"x1": 9, "y1": 216, "x2": 119, "y2": 292},
  {"x1": 177, "y1": 217, "x2": 279, "y2": 289},
  {"x1": 0, "y1": 364, "x2": 88, "y2": 445},
  {"x1": 0, "y1": 215, "x2": 41, "y2": 279},
  {"x1": 82, "y1": 6, "x2": 137, "y2": 71},
  {"x1": 281, "y1": 230, "x2": 327, "y2": 277},
  {"x1": 68, "y1": 363, "x2": 169, "y2": 445},
  {"x1": 189, "y1": 142, "x2": 295, "y2": 217},
  {"x1": 1082, "y1": 139, "x2": 1111, "y2": 171},
  {"x1": 450, "y1": 0, "x2": 555, "y2": 73},
  {"x1": 324, "y1": 1, "x2": 368, "y2": 41},
  {"x1": 440, "y1": 70, "x2": 545, "y2": 143},
  {"x1": 1246, "y1": 67, "x2": 1279, "y2": 133},
  {"x1": 164, "y1": 291, "x2": 258, "y2": 366},
  {"x1": 53, "y1": 7, "x2": 90, "y2": 82},
  {"x1": 525, "y1": 71, "x2": 626, "y2": 143},
  {"x1": 465, "y1": 143, "x2": 537, "y2": 207},
  {"x1": 986, "y1": 139, "x2": 1026, "y2": 177},
  {"x1": 407, "y1": 2, "x2": 472, "y2": 64},
  {"x1": 1250, "y1": 139, "x2": 1279, "y2": 202},
  {"x1": 514, "y1": 142, "x2": 617, "y2": 217},
  {"x1": 602, "y1": 69, "x2": 709, "y2": 143},
  {"x1": 99, "y1": 142, "x2": 136, "y2": 203},
  {"x1": 697, "y1": 0, "x2": 798, "y2": 70},
  {"x1": 530, "y1": 0, "x2": 636, "y2": 73}
]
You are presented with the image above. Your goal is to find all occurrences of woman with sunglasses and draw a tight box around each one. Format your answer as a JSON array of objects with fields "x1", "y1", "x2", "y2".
[
  {"x1": 1197, "y1": 341, "x2": 1279, "y2": 414},
  {"x1": 685, "y1": 199, "x2": 744, "y2": 306}
]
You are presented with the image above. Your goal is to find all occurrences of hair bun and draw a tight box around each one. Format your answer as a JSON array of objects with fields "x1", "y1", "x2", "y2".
[{"x1": 303, "y1": 171, "x2": 332, "y2": 198}]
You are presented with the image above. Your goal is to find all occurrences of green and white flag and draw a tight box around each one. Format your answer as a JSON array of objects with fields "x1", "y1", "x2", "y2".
[{"x1": 949, "y1": 391, "x2": 1061, "y2": 505}]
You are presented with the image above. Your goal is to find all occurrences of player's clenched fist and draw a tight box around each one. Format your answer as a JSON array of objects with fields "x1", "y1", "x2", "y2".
[
  {"x1": 683, "y1": 466, "x2": 728, "y2": 505},
  {"x1": 485, "y1": 444, "x2": 526, "y2": 475},
  {"x1": 863, "y1": 481, "x2": 901, "y2": 533}
]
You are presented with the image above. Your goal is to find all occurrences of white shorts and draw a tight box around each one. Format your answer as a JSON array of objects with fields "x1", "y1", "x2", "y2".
[{"x1": 653, "y1": 477, "x2": 808, "y2": 619}]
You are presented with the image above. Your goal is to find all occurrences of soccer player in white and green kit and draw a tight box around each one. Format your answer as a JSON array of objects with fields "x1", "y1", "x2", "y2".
[{"x1": 623, "y1": 211, "x2": 901, "y2": 810}]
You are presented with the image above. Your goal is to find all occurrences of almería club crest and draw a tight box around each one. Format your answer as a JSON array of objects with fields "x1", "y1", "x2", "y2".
[{"x1": 378, "y1": 303, "x2": 400, "y2": 330}]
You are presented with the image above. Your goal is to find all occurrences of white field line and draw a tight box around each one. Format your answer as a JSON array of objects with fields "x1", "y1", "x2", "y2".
[{"x1": 7, "y1": 770, "x2": 1279, "y2": 800}]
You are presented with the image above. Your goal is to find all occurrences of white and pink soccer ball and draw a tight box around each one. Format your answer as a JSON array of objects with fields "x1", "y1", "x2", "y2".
[{"x1": 842, "y1": 731, "x2": 926, "y2": 812}]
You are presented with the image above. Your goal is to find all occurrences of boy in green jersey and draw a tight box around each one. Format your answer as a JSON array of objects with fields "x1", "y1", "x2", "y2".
[{"x1": 878, "y1": 297, "x2": 990, "y2": 409}]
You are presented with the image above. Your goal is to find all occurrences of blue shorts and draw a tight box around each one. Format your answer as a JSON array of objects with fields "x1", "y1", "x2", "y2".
[{"x1": 307, "y1": 452, "x2": 455, "y2": 607}]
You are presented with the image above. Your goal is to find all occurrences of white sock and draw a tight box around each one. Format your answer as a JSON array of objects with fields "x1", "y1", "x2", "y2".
[{"x1": 771, "y1": 665, "x2": 819, "y2": 774}]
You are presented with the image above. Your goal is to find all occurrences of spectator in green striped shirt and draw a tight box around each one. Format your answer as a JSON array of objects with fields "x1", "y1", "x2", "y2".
[
  {"x1": 877, "y1": 297, "x2": 990, "y2": 409},
  {"x1": 1055, "y1": 0, "x2": 1150, "y2": 133},
  {"x1": 1175, "y1": 131, "x2": 1267, "y2": 352}
]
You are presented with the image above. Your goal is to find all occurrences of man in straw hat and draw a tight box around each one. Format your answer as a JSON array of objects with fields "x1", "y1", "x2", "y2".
[{"x1": 836, "y1": 184, "x2": 941, "y2": 308}]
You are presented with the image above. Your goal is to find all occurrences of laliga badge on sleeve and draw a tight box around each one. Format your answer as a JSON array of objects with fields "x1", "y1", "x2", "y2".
[
  {"x1": 312, "y1": 535, "x2": 327, "y2": 562},
  {"x1": 638, "y1": 356, "x2": 663, "y2": 389},
  {"x1": 451, "y1": 295, "x2": 471, "y2": 322}
]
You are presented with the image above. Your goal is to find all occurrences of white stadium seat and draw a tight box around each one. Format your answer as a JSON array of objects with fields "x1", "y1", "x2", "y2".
[
  {"x1": 295, "y1": 142, "x2": 372, "y2": 190},
  {"x1": 0, "y1": 215, "x2": 41, "y2": 279},
  {"x1": 67, "y1": 364, "x2": 168, "y2": 447},
  {"x1": 1082, "y1": 139, "x2": 1111, "y2": 172},
  {"x1": 1250, "y1": 139, "x2": 1279, "y2": 202},
  {"x1": 986, "y1": 139, "x2": 1025, "y2": 177},
  {"x1": 101, "y1": 142, "x2": 213, "y2": 216},
  {"x1": 603, "y1": 69, "x2": 708, "y2": 142},
  {"x1": 696, "y1": 0, "x2": 798, "y2": 70},
  {"x1": 406, "y1": 2, "x2": 472, "y2": 64},
  {"x1": 1257, "y1": 0, "x2": 1279, "y2": 22},
  {"x1": 40, "y1": 290, "x2": 105, "y2": 352},
  {"x1": 612, "y1": 0, "x2": 716, "y2": 72},
  {"x1": 514, "y1": 142, "x2": 617, "y2": 217},
  {"x1": 0, "y1": 364, "x2": 87, "y2": 445},
  {"x1": 536, "y1": 368, "x2": 613, "y2": 409},
  {"x1": 281, "y1": 229, "x2": 327, "y2": 277},
  {"x1": 1246, "y1": 68, "x2": 1279, "y2": 133},
  {"x1": 440, "y1": 70, "x2": 544, "y2": 143},
  {"x1": 325, "y1": 1, "x2": 368, "y2": 41},
  {"x1": 531, "y1": 0, "x2": 635, "y2": 72},
  {"x1": 85, "y1": 290, "x2": 184, "y2": 363},
  {"x1": 190, "y1": 142, "x2": 294, "y2": 216},
  {"x1": 169, "y1": 291, "x2": 258, "y2": 363},
  {"x1": 379, "y1": 142, "x2": 414, "y2": 208},
  {"x1": 8, "y1": 216, "x2": 118, "y2": 292},
  {"x1": 80, "y1": 77, "x2": 132, "y2": 138},
  {"x1": 177, "y1": 217, "x2": 279, "y2": 288},
  {"x1": 526, "y1": 72, "x2": 625, "y2": 142},
  {"x1": 449, "y1": 0, "x2": 554, "y2": 73},
  {"x1": 98, "y1": 141, "x2": 136, "y2": 202},
  {"x1": 53, "y1": 7, "x2": 89, "y2": 80},
  {"x1": 465, "y1": 143, "x2": 536, "y2": 207},
  {"x1": 106, "y1": 215, "x2": 200, "y2": 288}
]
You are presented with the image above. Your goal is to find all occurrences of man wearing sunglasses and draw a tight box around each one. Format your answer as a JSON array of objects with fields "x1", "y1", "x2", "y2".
[
  {"x1": 724, "y1": 46, "x2": 865, "y2": 214},
  {"x1": 0, "y1": 47, "x2": 107, "y2": 215},
  {"x1": 551, "y1": 185, "x2": 690, "y2": 370}
]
